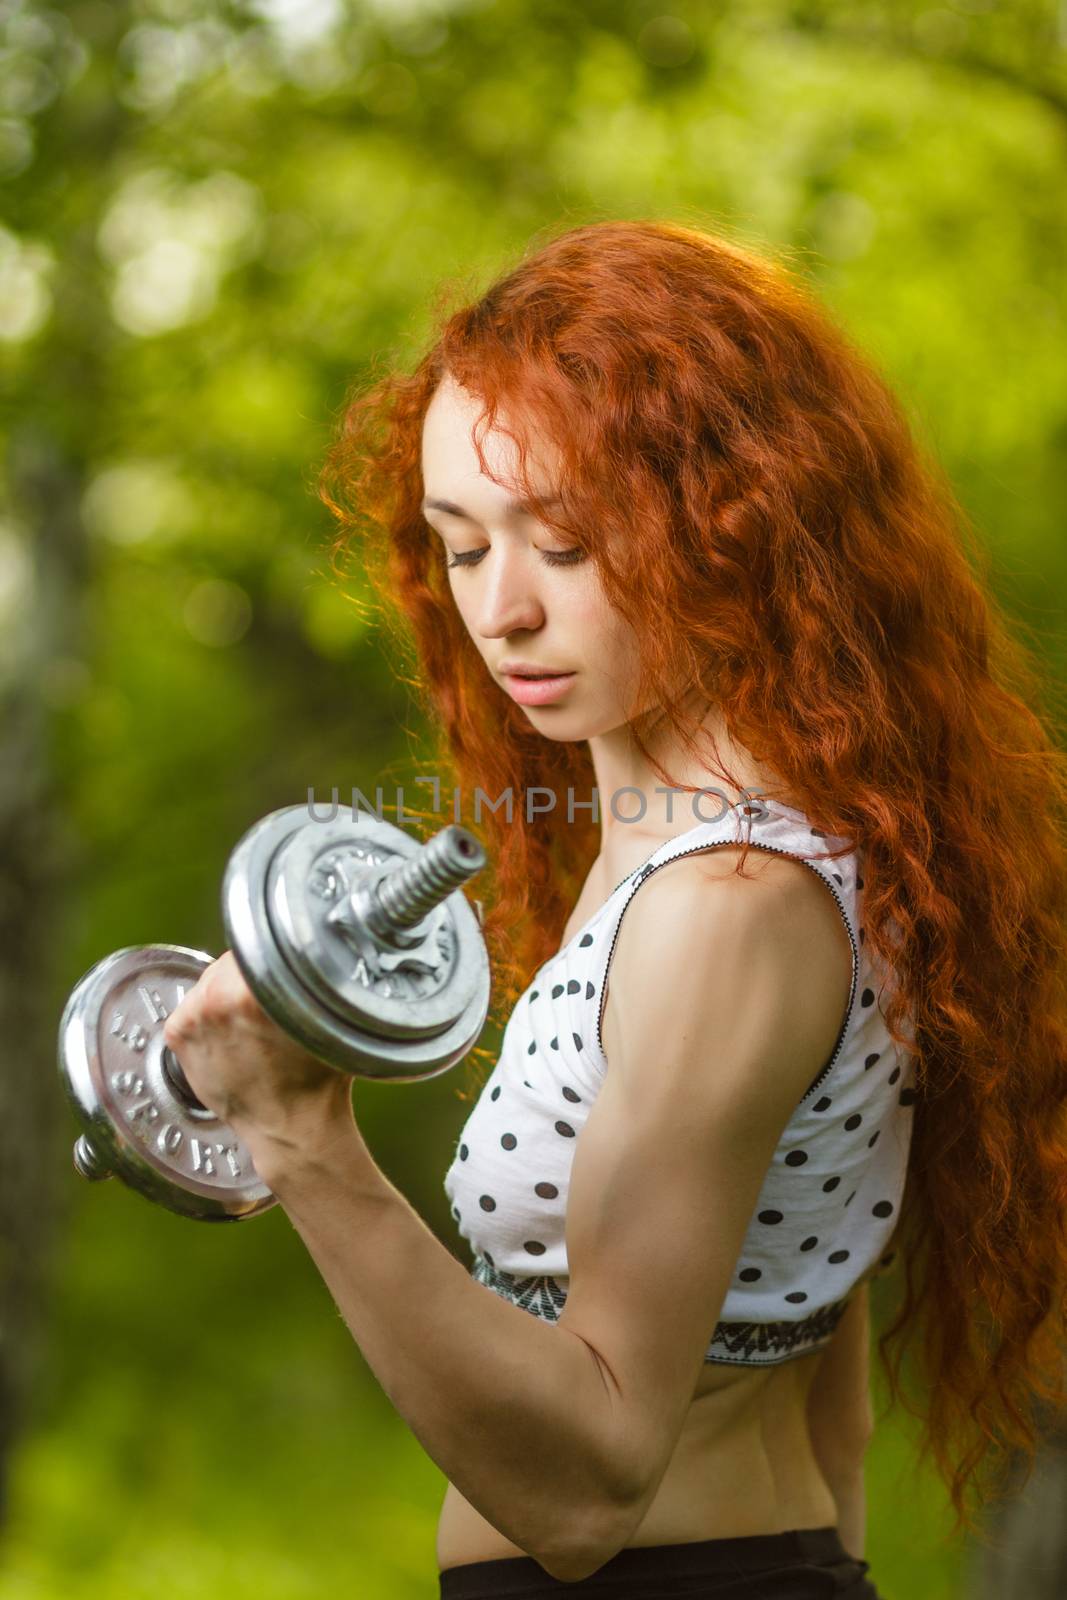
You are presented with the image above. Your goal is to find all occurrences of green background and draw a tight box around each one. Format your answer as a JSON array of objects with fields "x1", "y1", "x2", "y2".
[{"x1": 2, "y1": 1, "x2": 1065, "y2": 1594}]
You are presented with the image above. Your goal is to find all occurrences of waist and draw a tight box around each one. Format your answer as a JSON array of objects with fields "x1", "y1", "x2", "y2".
[{"x1": 436, "y1": 1368, "x2": 837, "y2": 1573}]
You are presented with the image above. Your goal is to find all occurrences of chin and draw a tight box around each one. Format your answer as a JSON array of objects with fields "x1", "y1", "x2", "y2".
[
  {"x1": 524, "y1": 712, "x2": 590, "y2": 741},
  {"x1": 526, "y1": 705, "x2": 622, "y2": 741}
]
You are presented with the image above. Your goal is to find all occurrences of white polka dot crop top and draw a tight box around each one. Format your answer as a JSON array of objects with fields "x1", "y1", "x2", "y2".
[{"x1": 443, "y1": 796, "x2": 916, "y2": 1366}]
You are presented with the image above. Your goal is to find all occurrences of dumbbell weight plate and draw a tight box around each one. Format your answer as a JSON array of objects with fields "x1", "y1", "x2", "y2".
[
  {"x1": 58, "y1": 945, "x2": 277, "y2": 1222},
  {"x1": 266, "y1": 817, "x2": 483, "y2": 1036},
  {"x1": 223, "y1": 806, "x2": 490, "y2": 1082}
]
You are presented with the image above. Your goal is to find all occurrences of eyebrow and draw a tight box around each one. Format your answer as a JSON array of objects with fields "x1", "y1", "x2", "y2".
[{"x1": 421, "y1": 495, "x2": 563, "y2": 519}]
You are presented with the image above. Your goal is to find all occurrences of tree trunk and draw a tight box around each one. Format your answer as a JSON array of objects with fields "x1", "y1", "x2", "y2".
[
  {"x1": 0, "y1": 428, "x2": 90, "y2": 1524},
  {"x1": 967, "y1": 1400, "x2": 1067, "y2": 1598}
]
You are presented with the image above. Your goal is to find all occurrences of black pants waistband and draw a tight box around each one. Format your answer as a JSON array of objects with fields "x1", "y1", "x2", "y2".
[{"x1": 438, "y1": 1525, "x2": 880, "y2": 1598}]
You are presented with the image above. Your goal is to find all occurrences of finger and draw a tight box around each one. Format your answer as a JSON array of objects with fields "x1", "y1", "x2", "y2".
[{"x1": 163, "y1": 995, "x2": 195, "y2": 1049}]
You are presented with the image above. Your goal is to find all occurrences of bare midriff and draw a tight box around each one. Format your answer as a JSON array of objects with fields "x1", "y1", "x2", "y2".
[
  {"x1": 436, "y1": 1351, "x2": 840, "y2": 1569},
  {"x1": 437, "y1": 810, "x2": 841, "y2": 1572}
]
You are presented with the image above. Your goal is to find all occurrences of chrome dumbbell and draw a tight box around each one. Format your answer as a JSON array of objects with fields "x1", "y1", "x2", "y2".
[{"x1": 58, "y1": 805, "x2": 489, "y2": 1222}]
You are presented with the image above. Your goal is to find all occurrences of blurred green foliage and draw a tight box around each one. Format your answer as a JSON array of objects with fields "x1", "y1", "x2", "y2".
[{"x1": 1, "y1": 0, "x2": 1064, "y2": 1593}]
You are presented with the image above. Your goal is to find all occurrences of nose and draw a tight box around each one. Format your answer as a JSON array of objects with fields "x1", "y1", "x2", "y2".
[{"x1": 472, "y1": 544, "x2": 546, "y2": 642}]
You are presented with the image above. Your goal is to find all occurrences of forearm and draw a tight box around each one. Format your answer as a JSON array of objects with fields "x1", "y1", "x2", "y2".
[
  {"x1": 249, "y1": 1123, "x2": 627, "y2": 1577},
  {"x1": 828, "y1": 1467, "x2": 866, "y2": 1562}
]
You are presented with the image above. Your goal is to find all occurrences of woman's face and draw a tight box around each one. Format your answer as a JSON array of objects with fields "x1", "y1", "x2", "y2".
[{"x1": 420, "y1": 375, "x2": 649, "y2": 740}]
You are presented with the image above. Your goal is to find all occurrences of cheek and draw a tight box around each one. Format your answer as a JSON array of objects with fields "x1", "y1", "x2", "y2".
[
  {"x1": 566, "y1": 571, "x2": 612, "y2": 633},
  {"x1": 575, "y1": 590, "x2": 637, "y2": 676},
  {"x1": 572, "y1": 596, "x2": 651, "y2": 719}
]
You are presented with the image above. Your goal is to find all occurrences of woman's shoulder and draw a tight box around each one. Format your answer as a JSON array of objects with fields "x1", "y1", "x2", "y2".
[{"x1": 605, "y1": 846, "x2": 854, "y2": 1065}]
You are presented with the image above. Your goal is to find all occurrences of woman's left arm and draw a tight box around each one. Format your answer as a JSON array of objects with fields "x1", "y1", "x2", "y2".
[{"x1": 162, "y1": 952, "x2": 634, "y2": 1583}]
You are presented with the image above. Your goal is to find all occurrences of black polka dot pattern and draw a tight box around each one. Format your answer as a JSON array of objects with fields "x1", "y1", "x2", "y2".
[{"x1": 441, "y1": 808, "x2": 915, "y2": 1355}]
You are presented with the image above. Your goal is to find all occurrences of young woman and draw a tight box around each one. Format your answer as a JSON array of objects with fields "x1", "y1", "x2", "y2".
[{"x1": 166, "y1": 221, "x2": 1067, "y2": 1598}]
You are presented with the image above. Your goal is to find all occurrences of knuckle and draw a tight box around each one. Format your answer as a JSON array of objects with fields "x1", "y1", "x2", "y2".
[
  {"x1": 163, "y1": 1011, "x2": 188, "y2": 1045},
  {"x1": 236, "y1": 985, "x2": 263, "y2": 1023},
  {"x1": 198, "y1": 983, "x2": 230, "y2": 1026}
]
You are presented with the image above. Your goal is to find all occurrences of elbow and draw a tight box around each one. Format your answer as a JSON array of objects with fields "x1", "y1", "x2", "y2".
[
  {"x1": 533, "y1": 1343, "x2": 653, "y2": 1581},
  {"x1": 537, "y1": 1549, "x2": 600, "y2": 1585},
  {"x1": 536, "y1": 1487, "x2": 646, "y2": 1583},
  {"x1": 538, "y1": 1539, "x2": 617, "y2": 1585}
]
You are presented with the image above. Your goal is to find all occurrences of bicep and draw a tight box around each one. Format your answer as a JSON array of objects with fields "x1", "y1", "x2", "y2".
[{"x1": 556, "y1": 855, "x2": 854, "y2": 1510}]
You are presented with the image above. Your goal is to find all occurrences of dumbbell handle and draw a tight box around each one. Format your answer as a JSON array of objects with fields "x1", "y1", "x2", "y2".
[
  {"x1": 160, "y1": 1042, "x2": 208, "y2": 1114},
  {"x1": 368, "y1": 824, "x2": 484, "y2": 936}
]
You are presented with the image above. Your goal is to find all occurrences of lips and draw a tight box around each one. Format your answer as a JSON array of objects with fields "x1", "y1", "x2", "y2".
[
  {"x1": 503, "y1": 672, "x2": 576, "y2": 706},
  {"x1": 498, "y1": 664, "x2": 569, "y2": 678}
]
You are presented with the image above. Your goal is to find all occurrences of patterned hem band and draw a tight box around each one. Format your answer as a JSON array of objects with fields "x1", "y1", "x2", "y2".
[{"x1": 470, "y1": 1255, "x2": 852, "y2": 1364}]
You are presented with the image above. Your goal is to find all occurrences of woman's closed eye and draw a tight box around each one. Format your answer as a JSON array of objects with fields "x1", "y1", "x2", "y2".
[{"x1": 445, "y1": 547, "x2": 587, "y2": 569}]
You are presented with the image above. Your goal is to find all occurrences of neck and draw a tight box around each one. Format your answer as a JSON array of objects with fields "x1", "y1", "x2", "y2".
[{"x1": 586, "y1": 698, "x2": 785, "y2": 843}]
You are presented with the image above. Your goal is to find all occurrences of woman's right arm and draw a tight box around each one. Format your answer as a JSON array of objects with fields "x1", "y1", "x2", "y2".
[
  {"x1": 805, "y1": 1280, "x2": 875, "y2": 1561},
  {"x1": 827, "y1": 1467, "x2": 867, "y2": 1561}
]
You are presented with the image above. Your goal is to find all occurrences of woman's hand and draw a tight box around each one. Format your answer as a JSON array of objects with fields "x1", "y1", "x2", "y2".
[{"x1": 162, "y1": 951, "x2": 360, "y2": 1175}]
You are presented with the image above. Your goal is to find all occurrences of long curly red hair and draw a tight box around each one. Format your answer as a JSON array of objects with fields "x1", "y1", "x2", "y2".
[{"x1": 317, "y1": 219, "x2": 1067, "y2": 1540}]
